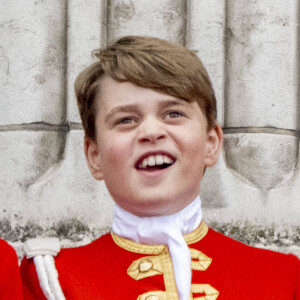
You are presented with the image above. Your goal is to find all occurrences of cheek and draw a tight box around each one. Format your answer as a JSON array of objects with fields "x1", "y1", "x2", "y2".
[
  {"x1": 101, "y1": 135, "x2": 131, "y2": 167},
  {"x1": 183, "y1": 131, "x2": 206, "y2": 153},
  {"x1": 181, "y1": 133, "x2": 207, "y2": 171}
]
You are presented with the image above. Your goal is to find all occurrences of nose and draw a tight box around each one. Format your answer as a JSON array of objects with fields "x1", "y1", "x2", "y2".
[{"x1": 138, "y1": 117, "x2": 166, "y2": 144}]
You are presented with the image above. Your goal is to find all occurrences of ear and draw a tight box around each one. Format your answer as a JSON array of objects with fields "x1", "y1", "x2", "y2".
[
  {"x1": 84, "y1": 137, "x2": 104, "y2": 181},
  {"x1": 204, "y1": 124, "x2": 223, "y2": 167}
]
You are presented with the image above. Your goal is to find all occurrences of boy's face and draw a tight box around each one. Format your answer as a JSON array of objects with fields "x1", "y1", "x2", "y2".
[{"x1": 85, "y1": 76, "x2": 222, "y2": 217}]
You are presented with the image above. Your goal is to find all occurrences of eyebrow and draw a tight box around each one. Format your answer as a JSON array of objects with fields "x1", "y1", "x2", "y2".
[
  {"x1": 159, "y1": 99, "x2": 187, "y2": 109},
  {"x1": 104, "y1": 99, "x2": 187, "y2": 123},
  {"x1": 104, "y1": 104, "x2": 139, "y2": 123}
]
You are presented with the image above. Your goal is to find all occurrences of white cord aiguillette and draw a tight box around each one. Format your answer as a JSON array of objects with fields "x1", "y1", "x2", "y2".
[{"x1": 24, "y1": 238, "x2": 65, "y2": 300}]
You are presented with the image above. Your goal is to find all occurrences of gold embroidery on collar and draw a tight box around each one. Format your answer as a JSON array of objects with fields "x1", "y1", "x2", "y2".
[
  {"x1": 111, "y1": 221, "x2": 208, "y2": 254},
  {"x1": 190, "y1": 248, "x2": 212, "y2": 271},
  {"x1": 111, "y1": 233, "x2": 165, "y2": 254},
  {"x1": 190, "y1": 284, "x2": 219, "y2": 300},
  {"x1": 184, "y1": 222, "x2": 208, "y2": 245},
  {"x1": 112, "y1": 222, "x2": 214, "y2": 300}
]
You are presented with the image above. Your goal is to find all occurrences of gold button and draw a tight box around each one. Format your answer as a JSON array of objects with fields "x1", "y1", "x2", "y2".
[
  {"x1": 138, "y1": 259, "x2": 153, "y2": 273},
  {"x1": 145, "y1": 295, "x2": 159, "y2": 300}
]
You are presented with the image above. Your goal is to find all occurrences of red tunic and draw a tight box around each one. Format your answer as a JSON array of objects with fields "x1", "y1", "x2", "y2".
[
  {"x1": 0, "y1": 239, "x2": 23, "y2": 299},
  {"x1": 21, "y1": 223, "x2": 300, "y2": 299}
]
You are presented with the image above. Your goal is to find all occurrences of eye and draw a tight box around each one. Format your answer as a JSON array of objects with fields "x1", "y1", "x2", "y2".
[
  {"x1": 165, "y1": 111, "x2": 185, "y2": 119},
  {"x1": 115, "y1": 116, "x2": 139, "y2": 127},
  {"x1": 118, "y1": 117, "x2": 134, "y2": 124}
]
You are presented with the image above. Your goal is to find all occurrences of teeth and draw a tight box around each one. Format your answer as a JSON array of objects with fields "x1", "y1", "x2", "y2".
[
  {"x1": 139, "y1": 154, "x2": 174, "y2": 169},
  {"x1": 155, "y1": 155, "x2": 164, "y2": 165},
  {"x1": 148, "y1": 156, "x2": 156, "y2": 166},
  {"x1": 163, "y1": 156, "x2": 171, "y2": 164},
  {"x1": 141, "y1": 158, "x2": 148, "y2": 168}
]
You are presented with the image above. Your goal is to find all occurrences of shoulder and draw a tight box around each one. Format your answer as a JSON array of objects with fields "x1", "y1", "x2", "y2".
[
  {"x1": 59, "y1": 232, "x2": 116, "y2": 259},
  {"x1": 0, "y1": 238, "x2": 16, "y2": 255},
  {"x1": 191, "y1": 228, "x2": 300, "y2": 298},
  {"x1": 203, "y1": 227, "x2": 299, "y2": 263},
  {"x1": 0, "y1": 238, "x2": 19, "y2": 268},
  {"x1": 198, "y1": 228, "x2": 299, "y2": 285},
  {"x1": 20, "y1": 233, "x2": 115, "y2": 299},
  {"x1": 20, "y1": 232, "x2": 115, "y2": 274},
  {"x1": 0, "y1": 239, "x2": 23, "y2": 299}
]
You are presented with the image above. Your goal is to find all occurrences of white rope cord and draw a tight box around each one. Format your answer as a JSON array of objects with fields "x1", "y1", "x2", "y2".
[
  {"x1": 44, "y1": 255, "x2": 65, "y2": 300},
  {"x1": 33, "y1": 255, "x2": 66, "y2": 300},
  {"x1": 24, "y1": 238, "x2": 65, "y2": 300},
  {"x1": 33, "y1": 256, "x2": 55, "y2": 300}
]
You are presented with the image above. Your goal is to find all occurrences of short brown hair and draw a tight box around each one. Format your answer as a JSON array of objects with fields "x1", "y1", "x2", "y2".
[{"x1": 75, "y1": 35, "x2": 217, "y2": 140}]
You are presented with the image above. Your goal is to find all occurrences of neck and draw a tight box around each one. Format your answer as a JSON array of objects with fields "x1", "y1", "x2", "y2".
[
  {"x1": 112, "y1": 196, "x2": 202, "y2": 242},
  {"x1": 112, "y1": 196, "x2": 203, "y2": 300}
]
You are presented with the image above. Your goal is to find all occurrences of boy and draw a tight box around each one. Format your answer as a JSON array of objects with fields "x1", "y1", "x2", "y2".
[
  {"x1": 21, "y1": 36, "x2": 299, "y2": 299},
  {"x1": 0, "y1": 238, "x2": 23, "y2": 299}
]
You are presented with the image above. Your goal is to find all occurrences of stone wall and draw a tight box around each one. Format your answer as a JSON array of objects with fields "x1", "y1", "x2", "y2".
[{"x1": 0, "y1": 0, "x2": 299, "y2": 258}]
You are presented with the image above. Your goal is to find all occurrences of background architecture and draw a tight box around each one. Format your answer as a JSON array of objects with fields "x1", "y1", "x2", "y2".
[{"x1": 0, "y1": 0, "x2": 299, "y2": 257}]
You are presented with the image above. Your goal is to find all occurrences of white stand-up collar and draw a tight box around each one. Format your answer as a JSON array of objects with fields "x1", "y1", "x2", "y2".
[{"x1": 112, "y1": 196, "x2": 202, "y2": 300}]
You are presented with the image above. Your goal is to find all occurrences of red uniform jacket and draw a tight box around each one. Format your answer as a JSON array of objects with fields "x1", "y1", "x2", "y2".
[
  {"x1": 21, "y1": 222, "x2": 300, "y2": 299},
  {"x1": 0, "y1": 239, "x2": 23, "y2": 299}
]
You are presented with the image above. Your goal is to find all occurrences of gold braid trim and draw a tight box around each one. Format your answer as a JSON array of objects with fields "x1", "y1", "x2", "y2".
[
  {"x1": 190, "y1": 284, "x2": 219, "y2": 300},
  {"x1": 190, "y1": 248, "x2": 212, "y2": 271},
  {"x1": 127, "y1": 255, "x2": 163, "y2": 280},
  {"x1": 137, "y1": 291, "x2": 167, "y2": 300},
  {"x1": 111, "y1": 222, "x2": 212, "y2": 300},
  {"x1": 184, "y1": 221, "x2": 208, "y2": 245},
  {"x1": 111, "y1": 221, "x2": 208, "y2": 254},
  {"x1": 134, "y1": 247, "x2": 179, "y2": 300}
]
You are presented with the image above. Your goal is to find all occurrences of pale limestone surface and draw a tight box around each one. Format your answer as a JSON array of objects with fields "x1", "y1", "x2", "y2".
[
  {"x1": 0, "y1": 0, "x2": 299, "y2": 257},
  {"x1": 186, "y1": 0, "x2": 225, "y2": 126},
  {"x1": 223, "y1": 134, "x2": 298, "y2": 191},
  {"x1": 67, "y1": 0, "x2": 105, "y2": 123},
  {"x1": 225, "y1": 0, "x2": 299, "y2": 129},
  {"x1": 0, "y1": 130, "x2": 66, "y2": 232},
  {"x1": 25, "y1": 130, "x2": 114, "y2": 228},
  {"x1": 0, "y1": 130, "x2": 113, "y2": 228},
  {"x1": 0, "y1": 0, "x2": 67, "y2": 125},
  {"x1": 107, "y1": 0, "x2": 186, "y2": 43},
  {"x1": 202, "y1": 139, "x2": 300, "y2": 226}
]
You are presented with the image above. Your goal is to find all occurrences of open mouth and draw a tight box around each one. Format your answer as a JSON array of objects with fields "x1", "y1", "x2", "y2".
[{"x1": 136, "y1": 153, "x2": 175, "y2": 171}]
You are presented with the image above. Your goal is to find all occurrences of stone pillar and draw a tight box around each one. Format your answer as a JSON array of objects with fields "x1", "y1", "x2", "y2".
[
  {"x1": 0, "y1": 0, "x2": 68, "y2": 225},
  {"x1": 224, "y1": 0, "x2": 299, "y2": 202},
  {"x1": 0, "y1": 0, "x2": 299, "y2": 257},
  {"x1": 186, "y1": 0, "x2": 225, "y2": 126},
  {"x1": 106, "y1": 0, "x2": 186, "y2": 43},
  {"x1": 201, "y1": 0, "x2": 300, "y2": 255}
]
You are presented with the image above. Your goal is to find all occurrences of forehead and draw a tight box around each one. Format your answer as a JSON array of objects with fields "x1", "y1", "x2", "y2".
[
  {"x1": 96, "y1": 76, "x2": 186, "y2": 109},
  {"x1": 94, "y1": 76, "x2": 207, "y2": 129}
]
